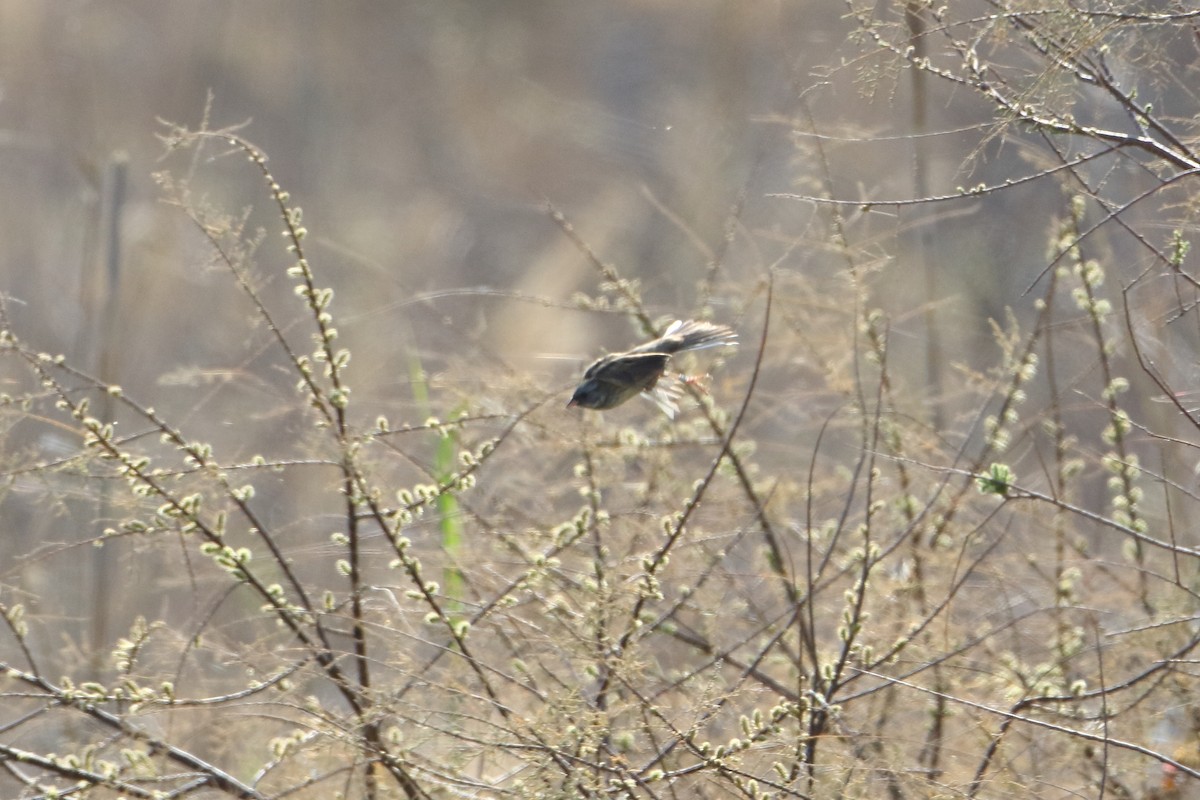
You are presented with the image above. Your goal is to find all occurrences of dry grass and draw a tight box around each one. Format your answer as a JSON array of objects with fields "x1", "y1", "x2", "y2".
[{"x1": 1, "y1": 4, "x2": 1200, "y2": 799}]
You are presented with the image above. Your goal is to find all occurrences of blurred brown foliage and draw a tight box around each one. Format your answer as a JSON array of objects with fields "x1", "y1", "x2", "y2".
[{"x1": 1, "y1": 2, "x2": 1200, "y2": 799}]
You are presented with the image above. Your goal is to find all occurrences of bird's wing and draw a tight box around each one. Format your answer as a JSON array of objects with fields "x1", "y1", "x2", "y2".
[
  {"x1": 581, "y1": 354, "x2": 615, "y2": 379},
  {"x1": 583, "y1": 351, "x2": 668, "y2": 379},
  {"x1": 645, "y1": 380, "x2": 683, "y2": 418}
]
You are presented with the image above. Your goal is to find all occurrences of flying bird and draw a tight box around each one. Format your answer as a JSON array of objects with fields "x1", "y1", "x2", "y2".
[{"x1": 567, "y1": 319, "x2": 736, "y2": 417}]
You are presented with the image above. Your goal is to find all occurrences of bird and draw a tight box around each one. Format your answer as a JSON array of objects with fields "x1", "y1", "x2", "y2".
[{"x1": 567, "y1": 319, "x2": 736, "y2": 417}]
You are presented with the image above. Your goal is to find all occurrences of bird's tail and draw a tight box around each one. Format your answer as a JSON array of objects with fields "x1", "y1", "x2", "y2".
[{"x1": 661, "y1": 319, "x2": 737, "y2": 353}]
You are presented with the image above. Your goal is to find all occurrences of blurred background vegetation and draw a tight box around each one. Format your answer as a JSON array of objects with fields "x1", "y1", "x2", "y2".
[{"x1": 2, "y1": 2, "x2": 1200, "y2": 799}]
